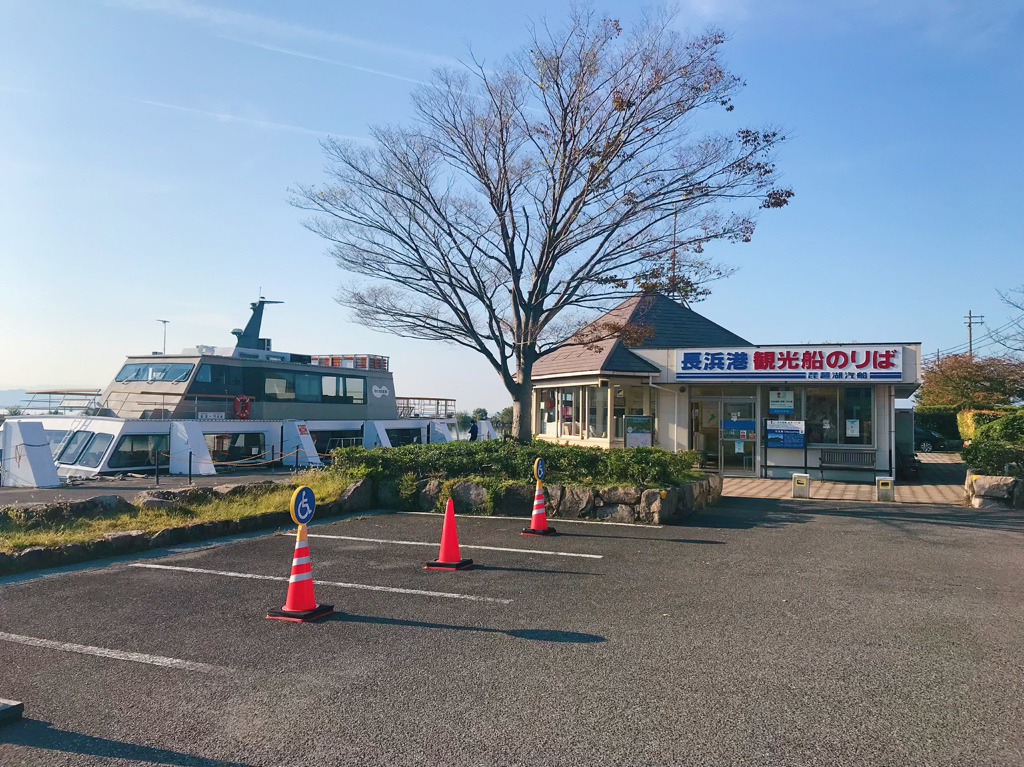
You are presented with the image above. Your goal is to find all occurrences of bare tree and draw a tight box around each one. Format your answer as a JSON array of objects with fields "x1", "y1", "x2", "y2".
[
  {"x1": 293, "y1": 8, "x2": 791, "y2": 442},
  {"x1": 995, "y1": 285, "x2": 1024, "y2": 355}
]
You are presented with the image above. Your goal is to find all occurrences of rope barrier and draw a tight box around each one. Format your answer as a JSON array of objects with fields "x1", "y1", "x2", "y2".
[{"x1": 157, "y1": 448, "x2": 306, "y2": 468}]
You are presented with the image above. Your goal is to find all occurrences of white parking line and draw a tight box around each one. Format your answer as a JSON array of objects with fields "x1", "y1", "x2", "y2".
[
  {"x1": 396, "y1": 511, "x2": 662, "y2": 529},
  {"x1": 0, "y1": 630, "x2": 229, "y2": 674},
  {"x1": 129, "y1": 563, "x2": 513, "y2": 604},
  {"x1": 307, "y1": 533, "x2": 603, "y2": 559}
]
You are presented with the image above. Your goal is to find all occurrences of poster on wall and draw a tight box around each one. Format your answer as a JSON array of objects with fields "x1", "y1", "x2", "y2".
[
  {"x1": 766, "y1": 420, "x2": 805, "y2": 449},
  {"x1": 846, "y1": 419, "x2": 860, "y2": 437},
  {"x1": 624, "y1": 415, "x2": 653, "y2": 448},
  {"x1": 769, "y1": 390, "x2": 795, "y2": 414}
]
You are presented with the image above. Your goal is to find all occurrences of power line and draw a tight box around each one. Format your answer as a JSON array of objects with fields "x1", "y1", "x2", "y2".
[{"x1": 932, "y1": 315, "x2": 1022, "y2": 358}]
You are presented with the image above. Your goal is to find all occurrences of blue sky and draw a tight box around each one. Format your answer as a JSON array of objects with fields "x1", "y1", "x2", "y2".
[{"x1": 1, "y1": 0, "x2": 1021, "y2": 412}]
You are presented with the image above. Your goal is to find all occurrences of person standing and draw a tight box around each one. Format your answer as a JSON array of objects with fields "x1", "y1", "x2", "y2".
[{"x1": 468, "y1": 419, "x2": 479, "y2": 441}]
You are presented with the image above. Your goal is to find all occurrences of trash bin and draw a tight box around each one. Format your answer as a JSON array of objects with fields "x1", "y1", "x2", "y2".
[
  {"x1": 792, "y1": 473, "x2": 810, "y2": 499},
  {"x1": 876, "y1": 477, "x2": 895, "y2": 502}
]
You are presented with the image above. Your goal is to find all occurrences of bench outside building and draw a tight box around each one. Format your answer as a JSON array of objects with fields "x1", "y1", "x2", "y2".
[{"x1": 530, "y1": 292, "x2": 922, "y2": 483}]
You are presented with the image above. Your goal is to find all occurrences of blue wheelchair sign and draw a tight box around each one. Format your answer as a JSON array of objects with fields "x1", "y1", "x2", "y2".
[
  {"x1": 534, "y1": 457, "x2": 545, "y2": 482},
  {"x1": 290, "y1": 486, "x2": 316, "y2": 525}
]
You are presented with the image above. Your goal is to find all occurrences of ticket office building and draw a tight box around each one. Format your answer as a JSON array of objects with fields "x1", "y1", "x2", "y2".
[{"x1": 531, "y1": 293, "x2": 922, "y2": 480}]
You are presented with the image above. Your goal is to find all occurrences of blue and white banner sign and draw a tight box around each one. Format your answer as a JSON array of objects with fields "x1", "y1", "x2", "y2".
[{"x1": 677, "y1": 345, "x2": 903, "y2": 382}]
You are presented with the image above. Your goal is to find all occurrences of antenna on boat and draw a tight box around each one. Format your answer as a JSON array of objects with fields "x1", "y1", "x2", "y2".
[{"x1": 232, "y1": 297, "x2": 283, "y2": 350}]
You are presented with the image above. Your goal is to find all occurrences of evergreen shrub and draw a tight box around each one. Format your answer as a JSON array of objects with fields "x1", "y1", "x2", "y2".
[{"x1": 329, "y1": 440, "x2": 699, "y2": 488}]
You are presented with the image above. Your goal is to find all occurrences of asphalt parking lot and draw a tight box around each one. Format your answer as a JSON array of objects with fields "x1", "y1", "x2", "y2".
[{"x1": 1, "y1": 498, "x2": 1022, "y2": 767}]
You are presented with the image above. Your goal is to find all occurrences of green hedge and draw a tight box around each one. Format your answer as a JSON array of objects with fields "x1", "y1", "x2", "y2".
[
  {"x1": 329, "y1": 440, "x2": 700, "y2": 488},
  {"x1": 913, "y1": 405, "x2": 959, "y2": 438},
  {"x1": 974, "y1": 414, "x2": 1024, "y2": 444},
  {"x1": 957, "y1": 410, "x2": 1003, "y2": 441},
  {"x1": 961, "y1": 440, "x2": 1024, "y2": 478}
]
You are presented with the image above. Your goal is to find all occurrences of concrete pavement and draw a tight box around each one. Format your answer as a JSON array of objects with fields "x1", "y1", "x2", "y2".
[{"x1": 1, "y1": 499, "x2": 1021, "y2": 766}]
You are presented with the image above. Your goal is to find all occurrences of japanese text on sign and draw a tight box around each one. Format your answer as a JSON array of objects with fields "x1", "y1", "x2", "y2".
[{"x1": 677, "y1": 346, "x2": 903, "y2": 381}]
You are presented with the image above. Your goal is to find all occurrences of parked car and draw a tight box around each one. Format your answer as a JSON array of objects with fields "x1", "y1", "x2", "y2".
[{"x1": 914, "y1": 426, "x2": 946, "y2": 453}]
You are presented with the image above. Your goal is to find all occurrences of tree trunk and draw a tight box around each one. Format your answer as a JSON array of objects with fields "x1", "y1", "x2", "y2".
[{"x1": 512, "y1": 367, "x2": 534, "y2": 444}]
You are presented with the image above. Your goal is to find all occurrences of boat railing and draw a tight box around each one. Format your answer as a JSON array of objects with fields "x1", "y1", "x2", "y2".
[
  {"x1": 20, "y1": 389, "x2": 102, "y2": 415},
  {"x1": 311, "y1": 354, "x2": 389, "y2": 371},
  {"x1": 395, "y1": 397, "x2": 458, "y2": 419},
  {"x1": 102, "y1": 391, "x2": 244, "y2": 421}
]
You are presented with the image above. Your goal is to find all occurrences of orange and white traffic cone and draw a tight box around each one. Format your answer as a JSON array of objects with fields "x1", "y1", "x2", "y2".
[
  {"x1": 425, "y1": 498, "x2": 473, "y2": 570},
  {"x1": 267, "y1": 524, "x2": 334, "y2": 622},
  {"x1": 522, "y1": 480, "x2": 556, "y2": 536}
]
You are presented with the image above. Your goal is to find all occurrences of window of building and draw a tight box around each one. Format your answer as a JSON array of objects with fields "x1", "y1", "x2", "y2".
[
  {"x1": 613, "y1": 386, "x2": 626, "y2": 438},
  {"x1": 559, "y1": 387, "x2": 581, "y2": 437},
  {"x1": 107, "y1": 434, "x2": 169, "y2": 469},
  {"x1": 57, "y1": 430, "x2": 94, "y2": 464},
  {"x1": 841, "y1": 386, "x2": 872, "y2": 445},
  {"x1": 804, "y1": 386, "x2": 873, "y2": 446},
  {"x1": 344, "y1": 377, "x2": 366, "y2": 405},
  {"x1": 539, "y1": 389, "x2": 558, "y2": 436},
  {"x1": 586, "y1": 385, "x2": 608, "y2": 439},
  {"x1": 77, "y1": 433, "x2": 114, "y2": 468},
  {"x1": 805, "y1": 387, "x2": 839, "y2": 445},
  {"x1": 205, "y1": 432, "x2": 265, "y2": 463},
  {"x1": 115, "y1": 362, "x2": 194, "y2": 383}
]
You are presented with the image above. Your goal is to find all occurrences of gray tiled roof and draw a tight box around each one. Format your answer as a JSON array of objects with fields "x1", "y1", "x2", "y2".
[{"x1": 533, "y1": 292, "x2": 751, "y2": 378}]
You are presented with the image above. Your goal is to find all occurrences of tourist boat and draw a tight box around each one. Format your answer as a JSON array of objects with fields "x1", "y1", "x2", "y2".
[{"x1": 0, "y1": 300, "x2": 486, "y2": 486}]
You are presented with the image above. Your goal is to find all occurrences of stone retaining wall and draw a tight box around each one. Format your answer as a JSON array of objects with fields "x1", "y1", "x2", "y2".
[
  {"x1": 964, "y1": 474, "x2": 1024, "y2": 509},
  {"x1": 407, "y1": 473, "x2": 723, "y2": 524},
  {"x1": 0, "y1": 473, "x2": 722, "y2": 575}
]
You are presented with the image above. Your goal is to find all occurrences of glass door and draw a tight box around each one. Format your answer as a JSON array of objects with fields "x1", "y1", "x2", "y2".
[
  {"x1": 720, "y1": 400, "x2": 757, "y2": 476},
  {"x1": 692, "y1": 401, "x2": 721, "y2": 470}
]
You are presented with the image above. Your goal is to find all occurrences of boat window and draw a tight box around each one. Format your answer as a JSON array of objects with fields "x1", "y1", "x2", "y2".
[
  {"x1": 192, "y1": 364, "x2": 243, "y2": 395},
  {"x1": 204, "y1": 432, "x2": 266, "y2": 463},
  {"x1": 77, "y1": 433, "x2": 114, "y2": 468},
  {"x1": 295, "y1": 373, "x2": 322, "y2": 403},
  {"x1": 107, "y1": 434, "x2": 169, "y2": 469},
  {"x1": 115, "y1": 362, "x2": 194, "y2": 383},
  {"x1": 57, "y1": 430, "x2": 93, "y2": 464},
  {"x1": 264, "y1": 372, "x2": 296, "y2": 401},
  {"x1": 321, "y1": 375, "x2": 340, "y2": 399},
  {"x1": 44, "y1": 429, "x2": 68, "y2": 457},
  {"x1": 344, "y1": 377, "x2": 365, "y2": 405}
]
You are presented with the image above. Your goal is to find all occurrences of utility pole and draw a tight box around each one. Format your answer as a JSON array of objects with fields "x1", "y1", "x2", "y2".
[
  {"x1": 156, "y1": 319, "x2": 169, "y2": 355},
  {"x1": 964, "y1": 310, "x2": 984, "y2": 359}
]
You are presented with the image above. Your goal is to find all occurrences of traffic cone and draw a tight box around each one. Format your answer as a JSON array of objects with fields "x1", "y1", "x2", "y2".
[
  {"x1": 425, "y1": 498, "x2": 473, "y2": 570},
  {"x1": 267, "y1": 524, "x2": 334, "y2": 622},
  {"x1": 522, "y1": 481, "x2": 556, "y2": 536}
]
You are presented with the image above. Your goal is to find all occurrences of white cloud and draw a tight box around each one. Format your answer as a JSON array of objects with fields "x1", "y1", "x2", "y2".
[
  {"x1": 106, "y1": 0, "x2": 453, "y2": 66},
  {"x1": 135, "y1": 98, "x2": 368, "y2": 140},
  {"x1": 223, "y1": 38, "x2": 429, "y2": 87}
]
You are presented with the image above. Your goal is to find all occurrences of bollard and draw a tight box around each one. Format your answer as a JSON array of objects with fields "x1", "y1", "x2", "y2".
[
  {"x1": 792, "y1": 473, "x2": 810, "y2": 499},
  {"x1": 154, "y1": 454, "x2": 160, "y2": 486},
  {"x1": 188, "y1": 452, "x2": 193, "y2": 485},
  {"x1": 876, "y1": 477, "x2": 895, "y2": 502}
]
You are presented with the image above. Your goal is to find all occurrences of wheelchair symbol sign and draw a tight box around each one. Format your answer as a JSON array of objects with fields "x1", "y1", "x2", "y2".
[
  {"x1": 534, "y1": 458, "x2": 545, "y2": 481},
  {"x1": 290, "y1": 486, "x2": 316, "y2": 525}
]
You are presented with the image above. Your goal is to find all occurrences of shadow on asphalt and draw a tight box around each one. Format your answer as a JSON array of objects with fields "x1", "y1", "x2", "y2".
[
  {"x1": 326, "y1": 612, "x2": 606, "y2": 644},
  {"x1": 470, "y1": 564, "x2": 602, "y2": 576},
  {"x1": 687, "y1": 496, "x2": 1024, "y2": 533},
  {"x1": 0, "y1": 719, "x2": 253, "y2": 766}
]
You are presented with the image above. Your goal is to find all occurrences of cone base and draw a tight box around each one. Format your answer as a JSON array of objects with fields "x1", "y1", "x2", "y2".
[
  {"x1": 266, "y1": 603, "x2": 335, "y2": 622},
  {"x1": 522, "y1": 526, "x2": 557, "y2": 536},
  {"x1": 424, "y1": 558, "x2": 474, "y2": 570}
]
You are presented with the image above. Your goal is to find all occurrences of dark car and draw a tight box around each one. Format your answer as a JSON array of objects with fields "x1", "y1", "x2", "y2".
[{"x1": 914, "y1": 426, "x2": 946, "y2": 453}]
